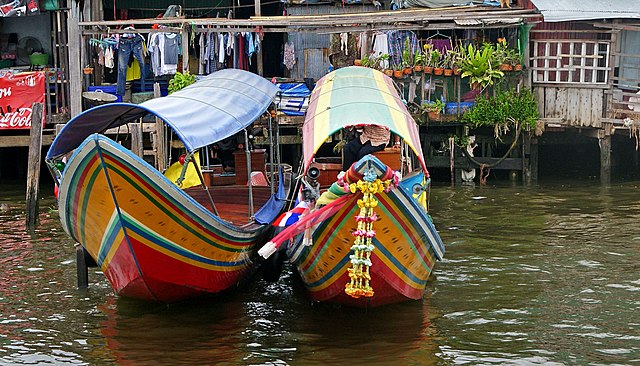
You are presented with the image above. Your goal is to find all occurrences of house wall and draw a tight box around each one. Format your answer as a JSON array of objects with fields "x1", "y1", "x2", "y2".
[
  {"x1": 529, "y1": 22, "x2": 612, "y2": 128},
  {"x1": 286, "y1": 4, "x2": 375, "y2": 81}
]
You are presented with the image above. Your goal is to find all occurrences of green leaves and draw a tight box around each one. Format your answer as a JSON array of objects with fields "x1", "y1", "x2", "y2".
[
  {"x1": 462, "y1": 89, "x2": 539, "y2": 135},
  {"x1": 168, "y1": 71, "x2": 196, "y2": 94},
  {"x1": 459, "y1": 43, "x2": 504, "y2": 89}
]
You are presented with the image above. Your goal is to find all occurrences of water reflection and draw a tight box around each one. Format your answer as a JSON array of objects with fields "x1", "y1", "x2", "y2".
[{"x1": 0, "y1": 182, "x2": 639, "y2": 365}]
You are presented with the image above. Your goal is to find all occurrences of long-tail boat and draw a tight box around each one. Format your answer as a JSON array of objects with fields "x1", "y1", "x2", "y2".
[
  {"x1": 46, "y1": 69, "x2": 290, "y2": 302},
  {"x1": 259, "y1": 66, "x2": 445, "y2": 308}
]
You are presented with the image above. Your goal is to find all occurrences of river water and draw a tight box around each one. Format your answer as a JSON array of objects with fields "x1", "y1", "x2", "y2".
[{"x1": 0, "y1": 180, "x2": 638, "y2": 365}]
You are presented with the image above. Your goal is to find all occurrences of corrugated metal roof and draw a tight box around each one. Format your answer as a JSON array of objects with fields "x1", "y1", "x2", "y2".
[{"x1": 530, "y1": 0, "x2": 640, "y2": 22}]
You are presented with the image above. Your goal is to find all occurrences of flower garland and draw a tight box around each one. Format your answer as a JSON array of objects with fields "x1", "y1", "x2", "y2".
[{"x1": 343, "y1": 169, "x2": 399, "y2": 299}]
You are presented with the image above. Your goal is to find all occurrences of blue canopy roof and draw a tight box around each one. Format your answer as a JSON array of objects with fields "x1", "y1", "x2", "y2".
[{"x1": 47, "y1": 69, "x2": 280, "y2": 160}]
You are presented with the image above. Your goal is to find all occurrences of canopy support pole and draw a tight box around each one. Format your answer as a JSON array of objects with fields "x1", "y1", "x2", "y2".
[
  {"x1": 268, "y1": 113, "x2": 275, "y2": 195},
  {"x1": 244, "y1": 130, "x2": 255, "y2": 219},
  {"x1": 191, "y1": 156, "x2": 219, "y2": 216}
]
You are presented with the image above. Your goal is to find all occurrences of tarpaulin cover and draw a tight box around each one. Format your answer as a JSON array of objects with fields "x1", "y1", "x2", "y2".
[
  {"x1": 302, "y1": 66, "x2": 426, "y2": 171},
  {"x1": 277, "y1": 83, "x2": 311, "y2": 116},
  {"x1": 47, "y1": 69, "x2": 279, "y2": 160}
]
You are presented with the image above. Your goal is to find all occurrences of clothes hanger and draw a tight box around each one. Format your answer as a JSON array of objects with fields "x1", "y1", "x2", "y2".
[{"x1": 426, "y1": 30, "x2": 451, "y2": 40}]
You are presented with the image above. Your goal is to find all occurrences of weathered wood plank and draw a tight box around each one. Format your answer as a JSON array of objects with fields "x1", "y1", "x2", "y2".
[
  {"x1": 542, "y1": 88, "x2": 560, "y2": 118},
  {"x1": 591, "y1": 89, "x2": 604, "y2": 128},
  {"x1": 578, "y1": 88, "x2": 593, "y2": 127},
  {"x1": 566, "y1": 88, "x2": 580, "y2": 125},
  {"x1": 26, "y1": 103, "x2": 44, "y2": 230}
]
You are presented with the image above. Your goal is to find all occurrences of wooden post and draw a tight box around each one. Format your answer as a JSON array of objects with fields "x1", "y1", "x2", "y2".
[
  {"x1": 153, "y1": 83, "x2": 166, "y2": 172},
  {"x1": 530, "y1": 137, "x2": 538, "y2": 182},
  {"x1": 131, "y1": 120, "x2": 143, "y2": 158},
  {"x1": 181, "y1": 27, "x2": 189, "y2": 73},
  {"x1": 75, "y1": 243, "x2": 89, "y2": 289},
  {"x1": 68, "y1": 11, "x2": 82, "y2": 117},
  {"x1": 599, "y1": 133, "x2": 611, "y2": 185},
  {"x1": 26, "y1": 103, "x2": 44, "y2": 230}
]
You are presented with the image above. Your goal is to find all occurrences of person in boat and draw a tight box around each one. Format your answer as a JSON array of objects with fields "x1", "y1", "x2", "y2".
[{"x1": 342, "y1": 124, "x2": 391, "y2": 171}]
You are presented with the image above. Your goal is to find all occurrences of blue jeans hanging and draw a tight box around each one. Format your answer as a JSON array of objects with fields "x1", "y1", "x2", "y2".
[{"x1": 116, "y1": 36, "x2": 145, "y2": 96}]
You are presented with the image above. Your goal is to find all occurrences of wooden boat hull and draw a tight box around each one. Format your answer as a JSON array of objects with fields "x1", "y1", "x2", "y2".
[
  {"x1": 286, "y1": 161, "x2": 444, "y2": 308},
  {"x1": 58, "y1": 135, "x2": 273, "y2": 302}
]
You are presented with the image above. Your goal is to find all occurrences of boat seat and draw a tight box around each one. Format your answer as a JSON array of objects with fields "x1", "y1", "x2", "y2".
[{"x1": 372, "y1": 147, "x2": 401, "y2": 171}]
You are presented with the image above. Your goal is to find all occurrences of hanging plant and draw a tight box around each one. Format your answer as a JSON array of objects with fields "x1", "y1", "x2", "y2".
[{"x1": 461, "y1": 88, "x2": 539, "y2": 139}]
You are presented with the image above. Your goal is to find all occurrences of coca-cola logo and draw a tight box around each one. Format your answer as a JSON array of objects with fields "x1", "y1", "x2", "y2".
[{"x1": 0, "y1": 107, "x2": 32, "y2": 128}]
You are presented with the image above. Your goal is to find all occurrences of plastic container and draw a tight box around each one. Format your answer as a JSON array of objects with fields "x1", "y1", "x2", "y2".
[
  {"x1": 445, "y1": 102, "x2": 475, "y2": 115},
  {"x1": 88, "y1": 85, "x2": 122, "y2": 102},
  {"x1": 29, "y1": 53, "x2": 49, "y2": 66}
]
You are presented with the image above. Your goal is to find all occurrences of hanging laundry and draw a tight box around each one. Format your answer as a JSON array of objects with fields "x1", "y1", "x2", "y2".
[
  {"x1": 284, "y1": 42, "x2": 296, "y2": 70},
  {"x1": 372, "y1": 32, "x2": 390, "y2": 69},
  {"x1": 104, "y1": 47, "x2": 114, "y2": 69},
  {"x1": 340, "y1": 33, "x2": 349, "y2": 56}
]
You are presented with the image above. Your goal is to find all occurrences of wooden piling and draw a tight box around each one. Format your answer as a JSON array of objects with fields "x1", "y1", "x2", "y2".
[
  {"x1": 599, "y1": 134, "x2": 611, "y2": 185},
  {"x1": 25, "y1": 103, "x2": 44, "y2": 230},
  {"x1": 75, "y1": 243, "x2": 89, "y2": 289}
]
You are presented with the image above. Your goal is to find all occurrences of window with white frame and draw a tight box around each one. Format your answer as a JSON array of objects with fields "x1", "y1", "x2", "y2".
[{"x1": 531, "y1": 39, "x2": 611, "y2": 84}]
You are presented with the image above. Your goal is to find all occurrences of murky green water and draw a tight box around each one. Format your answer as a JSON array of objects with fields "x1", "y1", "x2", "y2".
[{"x1": 1, "y1": 181, "x2": 639, "y2": 365}]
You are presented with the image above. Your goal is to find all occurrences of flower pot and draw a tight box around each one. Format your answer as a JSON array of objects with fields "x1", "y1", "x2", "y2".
[
  {"x1": 393, "y1": 70, "x2": 404, "y2": 78},
  {"x1": 354, "y1": 59, "x2": 362, "y2": 66},
  {"x1": 514, "y1": 64, "x2": 523, "y2": 71},
  {"x1": 383, "y1": 69, "x2": 394, "y2": 77},
  {"x1": 413, "y1": 65, "x2": 423, "y2": 72},
  {"x1": 453, "y1": 68, "x2": 461, "y2": 76},
  {"x1": 443, "y1": 69, "x2": 453, "y2": 76},
  {"x1": 403, "y1": 67, "x2": 413, "y2": 75},
  {"x1": 427, "y1": 111, "x2": 441, "y2": 120},
  {"x1": 83, "y1": 67, "x2": 93, "y2": 75},
  {"x1": 424, "y1": 66, "x2": 434, "y2": 74},
  {"x1": 433, "y1": 67, "x2": 444, "y2": 76},
  {"x1": 499, "y1": 63, "x2": 513, "y2": 71}
]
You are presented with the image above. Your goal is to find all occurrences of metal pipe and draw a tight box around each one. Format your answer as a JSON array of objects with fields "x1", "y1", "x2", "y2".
[{"x1": 191, "y1": 155, "x2": 219, "y2": 216}]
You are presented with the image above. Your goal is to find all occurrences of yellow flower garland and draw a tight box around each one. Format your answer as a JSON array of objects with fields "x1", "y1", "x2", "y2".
[{"x1": 344, "y1": 177, "x2": 394, "y2": 299}]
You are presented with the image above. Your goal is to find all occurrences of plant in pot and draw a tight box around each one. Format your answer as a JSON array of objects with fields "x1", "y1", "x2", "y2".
[
  {"x1": 393, "y1": 64, "x2": 404, "y2": 79},
  {"x1": 401, "y1": 41, "x2": 414, "y2": 75},
  {"x1": 423, "y1": 44, "x2": 434, "y2": 74},
  {"x1": 442, "y1": 50, "x2": 456, "y2": 76},
  {"x1": 430, "y1": 49, "x2": 442, "y2": 75},
  {"x1": 495, "y1": 38, "x2": 512, "y2": 71},
  {"x1": 413, "y1": 49, "x2": 424, "y2": 72},
  {"x1": 459, "y1": 43, "x2": 504, "y2": 90},
  {"x1": 422, "y1": 99, "x2": 445, "y2": 120}
]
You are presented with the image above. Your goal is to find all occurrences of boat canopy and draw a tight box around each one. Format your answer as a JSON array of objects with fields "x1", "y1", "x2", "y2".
[
  {"x1": 47, "y1": 69, "x2": 280, "y2": 160},
  {"x1": 302, "y1": 66, "x2": 426, "y2": 171}
]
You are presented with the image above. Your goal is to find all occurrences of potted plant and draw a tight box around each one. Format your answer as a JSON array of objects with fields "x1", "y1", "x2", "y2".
[
  {"x1": 423, "y1": 44, "x2": 434, "y2": 74},
  {"x1": 413, "y1": 49, "x2": 424, "y2": 72},
  {"x1": 422, "y1": 99, "x2": 445, "y2": 120},
  {"x1": 401, "y1": 37, "x2": 414, "y2": 75},
  {"x1": 430, "y1": 49, "x2": 442, "y2": 75},
  {"x1": 459, "y1": 43, "x2": 504, "y2": 90},
  {"x1": 442, "y1": 50, "x2": 456, "y2": 76},
  {"x1": 373, "y1": 53, "x2": 390, "y2": 71},
  {"x1": 393, "y1": 64, "x2": 404, "y2": 79}
]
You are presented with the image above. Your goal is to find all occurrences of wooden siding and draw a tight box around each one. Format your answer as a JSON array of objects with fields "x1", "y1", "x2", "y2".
[
  {"x1": 535, "y1": 86, "x2": 604, "y2": 127},
  {"x1": 287, "y1": 4, "x2": 375, "y2": 81}
]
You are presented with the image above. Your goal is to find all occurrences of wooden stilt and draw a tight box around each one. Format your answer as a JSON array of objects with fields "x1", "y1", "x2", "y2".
[
  {"x1": 599, "y1": 134, "x2": 611, "y2": 185},
  {"x1": 25, "y1": 103, "x2": 44, "y2": 230},
  {"x1": 153, "y1": 83, "x2": 166, "y2": 172},
  {"x1": 529, "y1": 137, "x2": 538, "y2": 183},
  {"x1": 131, "y1": 120, "x2": 143, "y2": 158},
  {"x1": 75, "y1": 243, "x2": 89, "y2": 289}
]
